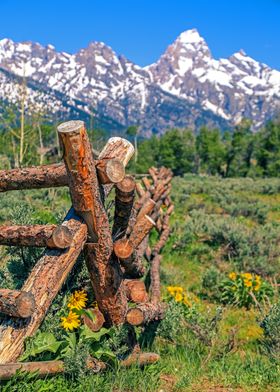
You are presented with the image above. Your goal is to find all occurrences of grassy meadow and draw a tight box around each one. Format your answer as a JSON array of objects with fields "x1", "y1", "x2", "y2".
[{"x1": 1, "y1": 175, "x2": 280, "y2": 391}]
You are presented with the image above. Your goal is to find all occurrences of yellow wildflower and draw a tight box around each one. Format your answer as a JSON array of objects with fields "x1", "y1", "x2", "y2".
[
  {"x1": 183, "y1": 294, "x2": 192, "y2": 307},
  {"x1": 244, "y1": 279, "x2": 253, "y2": 288},
  {"x1": 254, "y1": 275, "x2": 262, "y2": 291},
  {"x1": 167, "y1": 286, "x2": 176, "y2": 294},
  {"x1": 241, "y1": 273, "x2": 252, "y2": 280},
  {"x1": 68, "y1": 290, "x2": 87, "y2": 310},
  {"x1": 175, "y1": 292, "x2": 183, "y2": 302},
  {"x1": 228, "y1": 272, "x2": 237, "y2": 280},
  {"x1": 61, "y1": 310, "x2": 81, "y2": 331}
]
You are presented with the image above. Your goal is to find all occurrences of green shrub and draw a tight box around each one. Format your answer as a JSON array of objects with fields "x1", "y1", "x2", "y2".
[
  {"x1": 261, "y1": 302, "x2": 280, "y2": 360},
  {"x1": 220, "y1": 272, "x2": 274, "y2": 309}
]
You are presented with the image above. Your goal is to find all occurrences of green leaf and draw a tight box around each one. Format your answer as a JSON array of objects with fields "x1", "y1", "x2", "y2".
[
  {"x1": 20, "y1": 332, "x2": 62, "y2": 361},
  {"x1": 59, "y1": 332, "x2": 77, "y2": 358},
  {"x1": 80, "y1": 325, "x2": 109, "y2": 343}
]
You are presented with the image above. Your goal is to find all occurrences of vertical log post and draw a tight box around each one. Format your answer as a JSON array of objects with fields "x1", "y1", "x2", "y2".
[
  {"x1": 112, "y1": 176, "x2": 135, "y2": 240},
  {"x1": 58, "y1": 121, "x2": 128, "y2": 325}
]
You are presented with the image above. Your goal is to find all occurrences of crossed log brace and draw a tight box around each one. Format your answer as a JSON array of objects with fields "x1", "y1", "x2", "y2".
[{"x1": 0, "y1": 120, "x2": 173, "y2": 371}]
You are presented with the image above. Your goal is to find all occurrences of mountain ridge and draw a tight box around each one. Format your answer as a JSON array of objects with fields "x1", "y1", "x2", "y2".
[{"x1": 0, "y1": 29, "x2": 279, "y2": 135}]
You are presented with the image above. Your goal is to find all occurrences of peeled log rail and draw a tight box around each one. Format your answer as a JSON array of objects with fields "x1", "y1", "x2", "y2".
[
  {"x1": 124, "y1": 279, "x2": 149, "y2": 303},
  {"x1": 112, "y1": 176, "x2": 135, "y2": 240},
  {"x1": 0, "y1": 163, "x2": 67, "y2": 192},
  {"x1": 121, "y1": 352, "x2": 160, "y2": 367},
  {"x1": 0, "y1": 352, "x2": 159, "y2": 380},
  {"x1": 137, "y1": 198, "x2": 156, "y2": 222},
  {"x1": 58, "y1": 121, "x2": 128, "y2": 325},
  {"x1": 0, "y1": 159, "x2": 125, "y2": 193},
  {"x1": 150, "y1": 255, "x2": 162, "y2": 304},
  {"x1": 129, "y1": 215, "x2": 156, "y2": 249},
  {"x1": 126, "y1": 302, "x2": 166, "y2": 326},
  {"x1": 0, "y1": 224, "x2": 73, "y2": 249},
  {"x1": 0, "y1": 290, "x2": 35, "y2": 318},
  {"x1": 0, "y1": 208, "x2": 88, "y2": 363}
]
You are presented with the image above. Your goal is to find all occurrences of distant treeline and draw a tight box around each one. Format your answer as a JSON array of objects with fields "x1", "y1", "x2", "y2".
[
  {"x1": 0, "y1": 107, "x2": 279, "y2": 178},
  {"x1": 131, "y1": 119, "x2": 280, "y2": 177}
]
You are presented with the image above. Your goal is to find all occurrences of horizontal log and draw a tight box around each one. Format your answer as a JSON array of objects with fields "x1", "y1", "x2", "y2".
[
  {"x1": 121, "y1": 352, "x2": 160, "y2": 367},
  {"x1": 0, "y1": 164, "x2": 67, "y2": 192},
  {"x1": 126, "y1": 302, "x2": 166, "y2": 326},
  {"x1": 0, "y1": 360, "x2": 64, "y2": 379},
  {"x1": 0, "y1": 357, "x2": 105, "y2": 380},
  {"x1": 124, "y1": 279, "x2": 149, "y2": 303},
  {"x1": 113, "y1": 239, "x2": 146, "y2": 278},
  {"x1": 0, "y1": 158, "x2": 126, "y2": 193},
  {"x1": 0, "y1": 225, "x2": 73, "y2": 249},
  {"x1": 0, "y1": 290, "x2": 35, "y2": 318},
  {"x1": 0, "y1": 352, "x2": 159, "y2": 379}
]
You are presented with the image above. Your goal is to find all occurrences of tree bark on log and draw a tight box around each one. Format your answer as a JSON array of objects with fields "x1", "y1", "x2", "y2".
[
  {"x1": 150, "y1": 255, "x2": 162, "y2": 304},
  {"x1": 81, "y1": 308, "x2": 105, "y2": 332},
  {"x1": 113, "y1": 239, "x2": 146, "y2": 279},
  {"x1": 112, "y1": 176, "x2": 135, "y2": 240},
  {"x1": 58, "y1": 120, "x2": 104, "y2": 242},
  {"x1": 121, "y1": 352, "x2": 160, "y2": 367},
  {"x1": 58, "y1": 121, "x2": 128, "y2": 326},
  {"x1": 142, "y1": 177, "x2": 153, "y2": 192},
  {"x1": 0, "y1": 157, "x2": 128, "y2": 193},
  {"x1": 0, "y1": 225, "x2": 73, "y2": 249},
  {"x1": 0, "y1": 163, "x2": 67, "y2": 192},
  {"x1": 126, "y1": 302, "x2": 166, "y2": 326},
  {"x1": 0, "y1": 290, "x2": 35, "y2": 318},
  {"x1": 129, "y1": 215, "x2": 155, "y2": 249},
  {"x1": 124, "y1": 279, "x2": 148, "y2": 303},
  {"x1": 151, "y1": 219, "x2": 170, "y2": 257},
  {"x1": 137, "y1": 198, "x2": 155, "y2": 222},
  {"x1": 0, "y1": 352, "x2": 159, "y2": 380},
  {"x1": 0, "y1": 208, "x2": 88, "y2": 363}
]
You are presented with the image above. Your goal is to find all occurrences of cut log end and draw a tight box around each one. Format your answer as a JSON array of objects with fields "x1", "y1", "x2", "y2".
[
  {"x1": 15, "y1": 291, "x2": 36, "y2": 318},
  {"x1": 126, "y1": 308, "x2": 144, "y2": 326},
  {"x1": 124, "y1": 280, "x2": 149, "y2": 303},
  {"x1": 96, "y1": 158, "x2": 125, "y2": 184},
  {"x1": 57, "y1": 120, "x2": 84, "y2": 134},
  {"x1": 116, "y1": 175, "x2": 136, "y2": 195},
  {"x1": 114, "y1": 239, "x2": 134, "y2": 260},
  {"x1": 105, "y1": 159, "x2": 125, "y2": 183},
  {"x1": 47, "y1": 226, "x2": 73, "y2": 249},
  {"x1": 82, "y1": 308, "x2": 105, "y2": 332},
  {"x1": 0, "y1": 289, "x2": 36, "y2": 319}
]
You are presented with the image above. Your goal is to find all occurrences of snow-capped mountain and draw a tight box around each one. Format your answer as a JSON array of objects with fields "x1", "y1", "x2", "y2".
[
  {"x1": 147, "y1": 29, "x2": 280, "y2": 129},
  {"x1": 0, "y1": 29, "x2": 279, "y2": 135}
]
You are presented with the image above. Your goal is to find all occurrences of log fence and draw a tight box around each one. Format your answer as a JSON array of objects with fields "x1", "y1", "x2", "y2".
[{"x1": 0, "y1": 120, "x2": 173, "y2": 378}]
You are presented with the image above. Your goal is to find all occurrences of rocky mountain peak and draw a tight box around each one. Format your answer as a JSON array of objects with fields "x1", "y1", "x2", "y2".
[{"x1": 0, "y1": 30, "x2": 279, "y2": 136}]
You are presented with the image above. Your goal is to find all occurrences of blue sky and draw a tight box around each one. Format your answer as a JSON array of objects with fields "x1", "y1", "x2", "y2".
[{"x1": 0, "y1": 0, "x2": 279, "y2": 69}]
